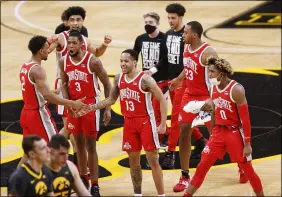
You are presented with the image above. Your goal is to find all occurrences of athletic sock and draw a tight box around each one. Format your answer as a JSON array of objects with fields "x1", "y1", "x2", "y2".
[{"x1": 182, "y1": 170, "x2": 189, "y2": 179}]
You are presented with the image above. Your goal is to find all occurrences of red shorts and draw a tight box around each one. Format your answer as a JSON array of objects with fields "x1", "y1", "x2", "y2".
[
  {"x1": 55, "y1": 78, "x2": 68, "y2": 117},
  {"x1": 66, "y1": 98, "x2": 99, "y2": 138},
  {"x1": 122, "y1": 116, "x2": 160, "y2": 152},
  {"x1": 152, "y1": 80, "x2": 169, "y2": 124},
  {"x1": 179, "y1": 91, "x2": 210, "y2": 124},
  {"x1": 202, "y1": 125, "x2": 252, "y2": 162},
  {"x1": 20, "y1": 105, "x2": 58, "y2": 142}
]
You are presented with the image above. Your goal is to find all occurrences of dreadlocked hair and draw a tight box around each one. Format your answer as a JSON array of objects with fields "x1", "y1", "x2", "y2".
[{"x1": 207, "y1": 57, "x2": 234, "y2": 76}]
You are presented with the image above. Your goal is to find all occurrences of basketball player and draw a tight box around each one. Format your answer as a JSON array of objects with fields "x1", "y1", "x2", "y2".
[
  {"x1": 46, "y1": 134, "x2": 91, "y2": 196},
  {"x1": 8, "y1": 135, "x2": 54, "y2": 196},
  {"x1": 59, "y1": 30, "x2": 112, "y2": 196},
  {"x1": 146, "y1": 3, "x2": 207, "y2": 169},
  {"x1": 55, "y1": 9, "x2": 88, "y2": 37},
  {"x1": 182, "y1": 57, "x2": 264, "y2": 197},
  {"x1": 74, "y1": 49, "x2": 167, "y2": 196},
  {"x1": 49, "y1": 6, "x2": 112, "y2": 169},
  {"x1": 18, "y1": 35, "x2": 86, "y2": 168},
  {"x1": 169, "y1": 21, "x2": 248, "y2": 192},
  {"x1": 133, "y1": 13, "x2": 169, "y2": 167}
]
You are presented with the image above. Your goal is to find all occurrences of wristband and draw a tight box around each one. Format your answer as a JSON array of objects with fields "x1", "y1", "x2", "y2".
[
  {"x1": 149, "y1": 67, "x2": 158, "y2": 74},
  {"x1": 103, "y1": 42, "x2": 109, "y2": 46}
]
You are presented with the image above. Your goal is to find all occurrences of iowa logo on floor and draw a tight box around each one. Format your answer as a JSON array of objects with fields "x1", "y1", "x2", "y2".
[{"x1": 217, "y1": 1, "x2": 281, "y2": 28}]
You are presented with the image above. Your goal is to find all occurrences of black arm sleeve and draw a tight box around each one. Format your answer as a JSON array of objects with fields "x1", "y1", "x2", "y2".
[
  {"x1": 81, "y1": 26, "x2": 88, "y2": 37},
  {"x1": 154, "y1": 34, "x2": 168, "y2": 70},
  {"x1": 8, "y1": 172, "x2": 26, "y2": 196}
]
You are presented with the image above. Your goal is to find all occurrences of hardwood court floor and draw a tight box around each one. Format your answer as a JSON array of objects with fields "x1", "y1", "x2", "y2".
[{"x1": 1, "y1": 1, "x2": 281, "y2": 196}]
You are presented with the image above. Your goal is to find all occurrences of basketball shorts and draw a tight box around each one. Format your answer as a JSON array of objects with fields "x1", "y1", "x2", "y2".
[
  {"x1": 66, "y1": 98, "x2": 100, "y2": 138},
  {"x1": 201, "y1": 125, "x2": 252, "y2": 163},
  {"x1": 152, "y1": 80, "x2": 169, "y2": 124},
  {"x1": 20, "y1": 106, "x2": 58, "y2": 142},
  {"x1": 178, "y1": 91, "x2": 210, "y2": 124},
  {"x1": 122, "y1": 116, "x2": 160, "y2": 152},
  {"x1": 55, "y1": 78, "x2": 68, "y2": 117}
]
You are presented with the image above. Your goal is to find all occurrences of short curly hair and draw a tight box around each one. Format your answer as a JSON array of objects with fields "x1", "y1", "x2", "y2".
[
  {"x1": 165, "y1": 3, "x2": 186, "y2": 16},
  {"x1": 65, "y1": 6, "x2": 86, "y2": 20},
  {"x1": 207, "y1": 57, "x2": 234, "y2": 76}
]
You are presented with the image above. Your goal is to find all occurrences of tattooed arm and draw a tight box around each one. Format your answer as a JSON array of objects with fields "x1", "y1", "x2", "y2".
[
  {"x1": 141, "y1": 74, "x2": 167, "y2": 134},
  {"x1": 73, "y1": 74, "x2": 120, "y2": 118},
  {"x1": 92, "y1": 73, "x2": 119, "y2": 109}
]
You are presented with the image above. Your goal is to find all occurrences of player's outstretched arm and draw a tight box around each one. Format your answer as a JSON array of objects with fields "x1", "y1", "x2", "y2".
[
  {"x1": 67, "y1": 160, "x2": 91, "y2": 196},
  {"x1": 142, "y1": 74, "x2": 167, "y2": 134},
  {"x1": 30, "y1": 65, "x2": 86, "y2": 111},
  {"x1": 232, "y1": 84, "x2": 252, "y2": 156},
  {"x1": 92, "y1": 73, "x2": 119, "y2": 110},
  {"x1": 86, "y1": 35, "x2": 112, "y2": 57}
]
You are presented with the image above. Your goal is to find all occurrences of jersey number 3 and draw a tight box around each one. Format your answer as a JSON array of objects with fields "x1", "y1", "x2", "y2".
[
  {"x1": 125, "y1": 101, "x2": 135, "y2": 111},
  {"x1": 75, "y1": 82, "x2": 81, "y2": 91}
]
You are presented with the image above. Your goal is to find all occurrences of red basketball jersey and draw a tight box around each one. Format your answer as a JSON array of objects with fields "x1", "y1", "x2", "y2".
[
  {"x1": 118, "y1": 72, "x2": 154, "y2": 118},
  {"x1": 64, "y1": 51, "x2": 100, "y2": 100},
  {"x1": 56, "y1": 30, "x2": 88, "y2": 78},
  {"x1": 183, "y1": 43, "x2": 211, "y2": 96},
  {"x1": 211, "y1": 80, "x2": 241, "y2": 126},
  {"x1": 19, "y1": 62, "x2": 47, "y2": 109}
]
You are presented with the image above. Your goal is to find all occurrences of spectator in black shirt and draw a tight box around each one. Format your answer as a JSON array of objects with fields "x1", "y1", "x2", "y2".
[
  {"x1": 54, "y1": 9, "x2": 88, "y2": 37},
  {"x1": 8, "y1": 135, "x2": 54, "y2": 196},
  {"x1": 146, "y1": 3, "x2": 207, "y2": 177},
  {"x1": 133, "y1": 12, "x2": 169, "y2": 168}
]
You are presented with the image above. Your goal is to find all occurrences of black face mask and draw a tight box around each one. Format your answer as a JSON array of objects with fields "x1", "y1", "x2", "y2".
[{"x1": 145, "y1": 24, "x2": 157, "y2": 34}]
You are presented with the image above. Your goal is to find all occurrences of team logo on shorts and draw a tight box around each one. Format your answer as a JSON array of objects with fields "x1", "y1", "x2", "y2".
[
  {"x1": 202, "y1": 145, "x2": 210, "y2": 154},
  {"x1": 67, "y1": 123, "x2": 75, "y2": 130},
  {"x1": 123, "y1": 142, "x2": 132, "y2": 150}
]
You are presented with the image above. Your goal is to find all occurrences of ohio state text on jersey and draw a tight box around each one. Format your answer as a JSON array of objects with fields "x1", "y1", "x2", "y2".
[
  {"x1": 64, "y1": 51, "x2": 100, "y2": 100},
  {"x1": 118, "y1": 72, "x2": 154, "y2": 118},
  {"x1": 211, "y1": 80, "x2": 241, "y2": 126},
  {"x1": 183, "y1": 43, "x2": 211, "y2": 96}
]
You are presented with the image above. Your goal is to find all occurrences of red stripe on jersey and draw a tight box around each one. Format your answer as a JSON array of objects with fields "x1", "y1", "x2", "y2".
[
  {"x1": 64, "y1": 51, "x2": 100, "y2": 100},
  {"x1": 183, "y1": 43, "x2": 210, "y2": 96},
  {"x1": 211, "y1": 80, "x2": 241, "y2": 126}
]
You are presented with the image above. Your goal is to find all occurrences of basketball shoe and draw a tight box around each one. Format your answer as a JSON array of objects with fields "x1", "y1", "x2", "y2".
[
  {"x1": 239, "y1": 168, "x2": 248, "y2": 183},
  {"x1": 173, "y1": 175, "x2": 190, "y2": 192}
]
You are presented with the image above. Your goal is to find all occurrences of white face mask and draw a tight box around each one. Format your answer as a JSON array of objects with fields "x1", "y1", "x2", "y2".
[{"x1": 209, "y1": 73, "x2": 222, "y2": 86}]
